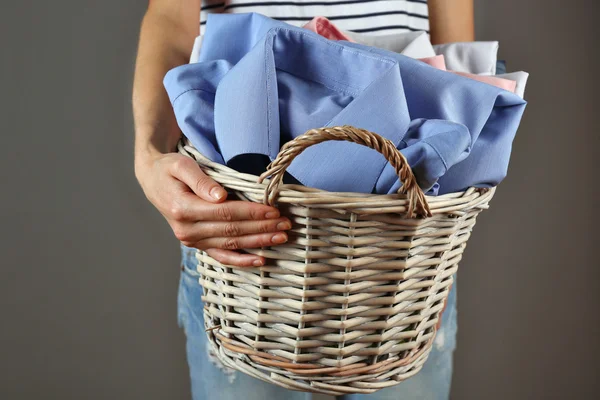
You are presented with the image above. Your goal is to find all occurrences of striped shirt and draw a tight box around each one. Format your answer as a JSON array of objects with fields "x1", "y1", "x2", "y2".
[{"x1": 200, "y1": 0, "x2": 429, "y2": 36}]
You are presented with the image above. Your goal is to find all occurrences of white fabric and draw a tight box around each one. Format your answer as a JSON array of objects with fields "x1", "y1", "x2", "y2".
[
  {"x1": 344, "y1": 30, "x2": 436, "y2": 58},
  {"x1": 433, "y1": 42, "x2": 499, "y2": 75},
  {"x1": 190, "y1": 36, "x2": 203, "y2": 63},
  {"x1": 346, "y1": 33, "x2": 501, "y2": 77},
  {"x1": 497, "y1": 71, "x2": 529, "y2": 98}
]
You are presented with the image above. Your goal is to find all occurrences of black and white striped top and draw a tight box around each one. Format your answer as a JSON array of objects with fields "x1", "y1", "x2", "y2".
[{"x1": 200, "y1": 0, "x2": 429, "y2": 35}]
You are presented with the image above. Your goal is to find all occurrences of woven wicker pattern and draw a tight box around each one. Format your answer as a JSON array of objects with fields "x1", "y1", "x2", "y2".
[{"x1": 178, "y1": 126, "x2": 494, "y2": 395}]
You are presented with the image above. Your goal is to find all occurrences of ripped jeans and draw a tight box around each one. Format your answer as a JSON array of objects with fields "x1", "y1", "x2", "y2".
[{"x1": 178, "y1": 245, "x2": 457, "y2": 400}]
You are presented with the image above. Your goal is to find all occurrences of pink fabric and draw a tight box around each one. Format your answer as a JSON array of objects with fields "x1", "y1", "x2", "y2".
[
  {"x1": 452, "y1": 71, "x2": 517, "y2": 93},
  {"x1": 418, "y1": 55, "x2": 447, "y2": 70},
  {"x1": 303, "y1": 17, "x2": 355, "y2": 42},
  {"x1": 303, "y1": 17, "x2": 517, "y2": 93},
  {"x1": 421, "y1": 56, "x2": 517, "y2": 93}
]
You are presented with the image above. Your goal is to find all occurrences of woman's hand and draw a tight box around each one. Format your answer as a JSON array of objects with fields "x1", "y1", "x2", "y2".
[
  {"x1": 133, "y1": 3, "x2": 290, "y2": 268},
  {"x1": 135, "y1": 152, "x2": 291, "y2": 267}
]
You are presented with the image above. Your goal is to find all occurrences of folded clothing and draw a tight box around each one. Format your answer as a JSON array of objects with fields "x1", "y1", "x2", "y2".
[
  {"x1": 303, "y1": 17, "x2": 519, "y2": 94},
  {"x1": 497, "y1": 71, "x2": 529, "y2": 98},
  {"x1": 190, "y1": 17, "x2": 529, "y2": 98},
  {"x1": 344, "y1": 29, "x2": 437, "y2": 59},
  {"x1": 168, "y1": 13, "x2": 526, "y2": 195},
  {"x1": 433, "y1": 41, "x2": 499, "y2": 75}
]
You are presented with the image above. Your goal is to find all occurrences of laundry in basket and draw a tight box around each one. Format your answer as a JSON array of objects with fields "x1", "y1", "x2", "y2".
[{"x1": 164, "y1": 12, "x2": 528, "y2": 395}]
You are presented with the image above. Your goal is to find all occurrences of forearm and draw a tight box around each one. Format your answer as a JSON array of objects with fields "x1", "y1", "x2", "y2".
[
  {"x1": 133, "y1": 5, "x2": 198, "y2": 177},
  {"x1": 428, "y1": 0, "x2": 474, "y2": 45}
]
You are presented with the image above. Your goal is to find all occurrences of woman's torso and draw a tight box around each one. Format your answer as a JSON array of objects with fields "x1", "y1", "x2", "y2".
[{"x1": 200, "y1": 0, "x2": 429, "y2": 35}]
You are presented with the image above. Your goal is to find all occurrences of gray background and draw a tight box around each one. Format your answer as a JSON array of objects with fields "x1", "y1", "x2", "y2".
[{"x1": 1, "y1": 0, "x2": 598, "y2": 399}]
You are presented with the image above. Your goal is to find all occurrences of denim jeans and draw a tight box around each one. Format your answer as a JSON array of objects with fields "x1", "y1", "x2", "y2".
[{"x1": 178, "y1": 245, "x2": 457, "y2": 400}]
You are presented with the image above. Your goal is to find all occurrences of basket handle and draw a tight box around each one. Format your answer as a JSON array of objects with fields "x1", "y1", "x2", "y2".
[{"x1": 257, "y1": 126, "x2": 431, "y2": 218}]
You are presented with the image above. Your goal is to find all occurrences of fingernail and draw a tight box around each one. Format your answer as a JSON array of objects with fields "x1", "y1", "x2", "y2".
[
  {"x1": 210, "y1": 187, "x2": 226, "y2": 201},
  {"x1": 265, "y1": 211, "x2": 279, "y2": 219},
  {"x1": 277, "y1": 221, "x2": 292, "y2": 230},
  {"x1": 252, "y1": 259, "x2": 263, "y2": 267},
  {"x1": 272, "y1": 233, "x2": 287, "y2": 244}
]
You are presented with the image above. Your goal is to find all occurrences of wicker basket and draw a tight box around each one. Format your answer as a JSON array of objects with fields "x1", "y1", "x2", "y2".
[{"x1": 178, "y1": 126, "x2": 494, "y2": 395}]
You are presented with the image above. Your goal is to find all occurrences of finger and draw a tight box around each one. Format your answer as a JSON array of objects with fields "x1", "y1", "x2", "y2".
[
  {"x1": 206, "y1": 249, "x2": 265, "y2": 267},
  {"x1": 170, "y1": 156, "x2": 227, "y2": 203},
  {"x1": 195, "y1": 231, "x2": 288, "y2": 251},
  {"x1": 170, "y1": 193, "x2": 281, "y2": 222},
  {"x1": 175, "y1": 218, "x2": 291, "y2": 242},
  {"x1": 203, "y1": 200, "x2": 282, "y2": 222}
]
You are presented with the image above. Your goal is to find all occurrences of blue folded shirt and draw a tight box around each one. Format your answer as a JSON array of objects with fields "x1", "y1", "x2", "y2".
[{"x1": 164, "y1": 13, "x2": 526, "y2": 195}]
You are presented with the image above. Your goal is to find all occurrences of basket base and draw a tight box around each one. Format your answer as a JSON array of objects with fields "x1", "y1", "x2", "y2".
[{"x1": 203, "y1": 310, "x2": 433, "y2": 396}]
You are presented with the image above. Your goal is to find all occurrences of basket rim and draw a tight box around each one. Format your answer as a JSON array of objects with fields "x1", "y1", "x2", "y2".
[{"x1": 178, "y1": 138, "x2": 495, "y2": 214}]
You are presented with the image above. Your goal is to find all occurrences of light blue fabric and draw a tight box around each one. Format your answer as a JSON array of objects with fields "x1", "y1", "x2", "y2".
[
  {"x1": 179, "y1": 244, "x2": 458, "y2": 400},
  {"x1": 164, "y1": 13, "x2": 526, "y2": 195},
  {"x1": 339, "y1": 38, "x2": 527, "y2": 194}
]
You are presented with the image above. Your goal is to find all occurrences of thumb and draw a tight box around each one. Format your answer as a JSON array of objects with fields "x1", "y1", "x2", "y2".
[{"x1": 172, "y1": 156, "x2": 227, "y2": 203}]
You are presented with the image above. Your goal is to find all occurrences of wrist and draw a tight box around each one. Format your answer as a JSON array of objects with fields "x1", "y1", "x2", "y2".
[
  {"x1": 134, "y1": 142, "x2": 164, "y2": 181},
  {"x1": 134, "y1": 124, "x2": 179, "y2": 161}
]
